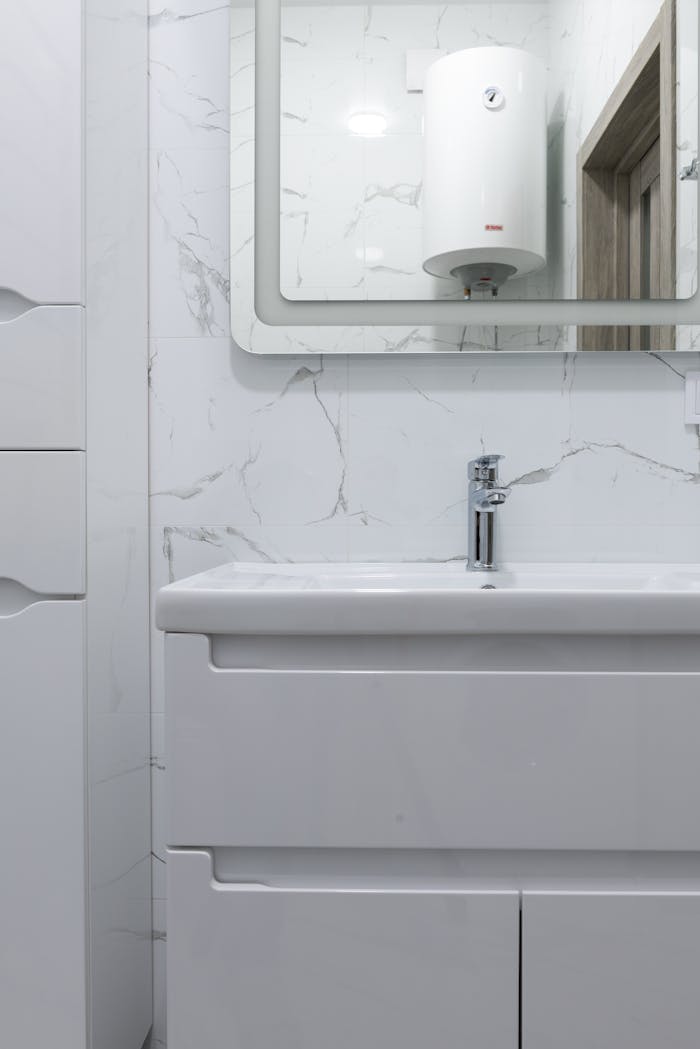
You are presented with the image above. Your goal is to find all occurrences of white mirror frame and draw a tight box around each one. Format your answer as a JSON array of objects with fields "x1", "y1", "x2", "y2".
[{"x1": 253, "y1": 0, "x2": 700, "y2": 334}]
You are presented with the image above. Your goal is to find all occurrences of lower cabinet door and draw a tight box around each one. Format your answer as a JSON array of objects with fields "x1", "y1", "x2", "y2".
[
  {"x1": 168, "y1": 849, "x2": 519, "y2": 1049},
  {"x1": 522, "y1": 892, "x2": 700, "y2": 1049},
  {"x1": 0, "y1": 451, "x2": 85, "y2": 595},
  {"x1": 0, "y1": 305, "x2": 84, "y2": 449},
  {"x1": 0, "y1": 600, "x2": 86, "y2": 1048}
]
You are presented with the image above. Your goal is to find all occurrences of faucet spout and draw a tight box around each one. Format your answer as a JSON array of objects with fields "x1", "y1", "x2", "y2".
[
  {"x1": 470, "y1": 486, "x2": 510, "y2": 512},
  {"x1": 467, "y1": 455, "x2": 509, "y2": 571}
]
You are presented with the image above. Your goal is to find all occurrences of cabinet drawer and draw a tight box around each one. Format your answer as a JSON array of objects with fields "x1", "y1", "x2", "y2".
[
  {"x1": 168, "y1": 849, "x2": 519, "y2": 1049},
  {"x1": 522, "y1": 892, "x2": 700, "y2": 1049},
  {"x1": 0, "y1": 307, "x2": 84, "y2": 449},
  {"x1": 167, "y1": 635, "x2": 700, "y2": 849},
  {"x1": 0, "y1": 0, "x2": 82, "y2": 303},
  {"x1": 0, "y1": 600, "x2": 86, "y2": 1046},
  {"x1": 0, "y1": 452, "x2": 85, "y2": 594}
]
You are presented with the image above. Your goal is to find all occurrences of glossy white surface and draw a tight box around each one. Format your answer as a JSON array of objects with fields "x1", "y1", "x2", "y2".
[
  {"x1": 0, "y1": 0, "x2": 82, "y2": 303},
  {"x1": 0, "y1": 601, "x2": 86, "y2": 1047},
  {"x1": 156, "y1": 560, "x2": 700, "y2": 635},
  {"x1": 0, "y1": 0, "x2": 150, "y2": 1044},
  {"x1": 523, "y1": 892, "x2": 700, "y2": 1049},
  {"x1": 0, "y1": 452, "x2": 85, "y2": 594},
  {"x1": 167, "y1": 633, "x2": 700, "y2": 850},
  {"x1": 423, "y1": 48, "x2": 547, "y2": 282},
  {"x1": 168, "y1": 849, "x2": 519, "y2": 1049},
  {"x1": 85, "y1": 0, "x2": 152, "y2": 1044},
  {"x1": 0, "y1": 307, "x2": 85, "y2": 449}
]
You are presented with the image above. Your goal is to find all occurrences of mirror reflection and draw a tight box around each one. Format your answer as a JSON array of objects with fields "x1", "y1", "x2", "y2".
[{"x1": 231, "y1": 0, "x2": 699, "y2": 352}]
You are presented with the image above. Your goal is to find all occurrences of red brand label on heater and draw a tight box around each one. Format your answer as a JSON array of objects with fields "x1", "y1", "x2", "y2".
[{"x1": 485, "y1": 224, "x2": 504, "y2": 231}]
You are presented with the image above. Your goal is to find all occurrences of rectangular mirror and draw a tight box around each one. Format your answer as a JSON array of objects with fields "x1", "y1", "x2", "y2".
[{"x1": 231, "y1": 0, "x2": 700, "y2": 352}]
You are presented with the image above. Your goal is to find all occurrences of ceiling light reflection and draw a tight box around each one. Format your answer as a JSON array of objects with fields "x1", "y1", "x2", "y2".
[{"x1": 348, "y1": 112, "x2": 388, "y2": 137}]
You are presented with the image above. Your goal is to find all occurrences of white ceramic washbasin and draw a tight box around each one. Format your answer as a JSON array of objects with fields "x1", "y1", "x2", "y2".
[{"x1": 156, "y1": 562, "x2": 700, "y2": 636}]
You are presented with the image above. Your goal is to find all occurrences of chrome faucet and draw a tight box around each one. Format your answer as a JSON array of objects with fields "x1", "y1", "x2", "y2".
[{"x1": 467, "y1": 454, "x2": 510, "y2": 571}]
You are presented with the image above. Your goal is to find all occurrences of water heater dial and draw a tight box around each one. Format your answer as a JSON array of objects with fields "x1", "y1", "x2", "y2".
[{"x1": 483, "y1": 86, "x2": 504, "y2": 110}]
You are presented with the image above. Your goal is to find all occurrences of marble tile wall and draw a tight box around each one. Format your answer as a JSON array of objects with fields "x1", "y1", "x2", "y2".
[{"x1": 148, "y1": 2, "x2": 700, "y2": 1045}]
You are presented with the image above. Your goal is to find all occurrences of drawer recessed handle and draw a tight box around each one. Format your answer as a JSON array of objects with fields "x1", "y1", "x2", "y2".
[
  {"x1": 0, "y1": 578, "x2": 67, "y2": 618},
  {"x1": 0, "y1": 289, "x2": 39, "y2": 324}
]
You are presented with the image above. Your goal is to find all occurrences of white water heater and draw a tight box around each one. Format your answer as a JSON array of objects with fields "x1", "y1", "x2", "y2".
[{"x1": 423, "y1": 47, "x2": 547, "y2": 297}]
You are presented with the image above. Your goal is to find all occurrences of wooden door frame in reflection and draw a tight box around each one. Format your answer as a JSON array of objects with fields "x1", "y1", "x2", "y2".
[{"x1": 577, "y1": 0, "x2": 676, "y2": 352}]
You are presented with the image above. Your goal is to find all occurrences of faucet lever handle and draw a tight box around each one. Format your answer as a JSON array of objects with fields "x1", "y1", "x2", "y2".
[{"x1": 468, "y1": 453, "x2": 504, "y2": 482}]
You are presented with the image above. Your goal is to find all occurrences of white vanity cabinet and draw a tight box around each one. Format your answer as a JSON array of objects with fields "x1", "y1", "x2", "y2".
[
  {"x1": 159, "y1": 563, "x2": 700, "y2": 1049},
  {"x1": 0, "y1": 0, "x2": 82, "y2": 304}
]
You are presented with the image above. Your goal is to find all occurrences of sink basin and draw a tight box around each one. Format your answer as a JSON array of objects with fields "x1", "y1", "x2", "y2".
[{"x1": 156, "y1": 562, "x2": 700, "y2": 636}]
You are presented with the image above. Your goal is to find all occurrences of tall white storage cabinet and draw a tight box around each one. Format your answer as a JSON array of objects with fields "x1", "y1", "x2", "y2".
[{"x1": 0, "y1": 1, "x2": 151, "y2": 1047}]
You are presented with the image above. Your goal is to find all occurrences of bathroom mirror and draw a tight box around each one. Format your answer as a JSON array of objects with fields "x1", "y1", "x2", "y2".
[{"x1": 231, "y1": 0, "x2": 700, "y2": 352}]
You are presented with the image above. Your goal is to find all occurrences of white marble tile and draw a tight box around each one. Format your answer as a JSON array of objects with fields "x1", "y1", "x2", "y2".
[
  {"x1": 230, "y1": 62, "x2": 256, "y2": 138},
  {"x1": 283, "y1": 207, "x2": 367, "y2": 289},
  {"x1": 364, "y1": 53, "x2": 424, "y2": 134},
  {"x1": 150, "y1": 338, "x2": 349, "y2": 527},
  {"x1": 361, "y1": 324, "x2": 466, "y2": 353},
  {"x1": 230, "y1": 7, "x2": 256, "y2": 139},
  {"x1": 346, "y1": 523, "x2": 466, "y2": 562},
  {"x1": 364, "y1": 4, "x2": 462, "y2": 60},
  {"x1": 345, "y1": 354, "x2": 572, "y2": 526},
  {"x1": 155, "y1": 522, "x2": 349, "y2": 579},
  {"x1": 363, "y1": 222, "x2": 440, "y2": 299},
  {"x1": 280, "y1": 137, "x2": 366, "y2": 289},
  {"x1": 281, "y1": 135, "x2": 365, "y2": 212},
  {"x1": 363, "y1": 134, "x2": 424, "y2": 226},
  {"x1": 282, "y1": 5, "x2": 366, "y2": 59},
  {"x1": 229, "y1": 221, "x2": 367, "y2": 351},
  {"x1": 282, "y1": 54, "x2": 366, "y2": 135},
  {"x1": 345, "y1": 352, "x2": 700, "y2": 549},
  {"x1": 231, "y1": 6, "x2": 255, "y2": 67},
  {"x1": 230, "y1": 206, "x2": 254, "y2": 296},
  {"x1": 499, "y1": 523, "x2": 700, "y2": 563},
  {"x1": 151, "y1": 148, "x2": 230, "y2": 337},
  {"x1": 230, "y1": 136, "x2": 254, "y2": 216},
  {"x1": 150, "y1": 0, "x2": 231, "y2": 149}
]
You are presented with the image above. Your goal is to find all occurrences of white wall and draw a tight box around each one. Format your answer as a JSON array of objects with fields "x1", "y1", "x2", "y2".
[{"x1": 149, "y1": 2, "x2": 700, "y2": 1046}]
